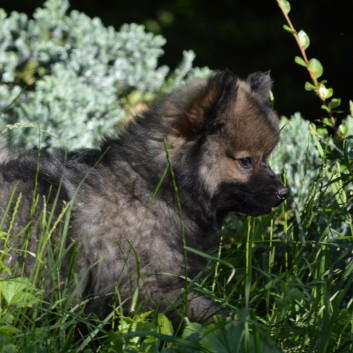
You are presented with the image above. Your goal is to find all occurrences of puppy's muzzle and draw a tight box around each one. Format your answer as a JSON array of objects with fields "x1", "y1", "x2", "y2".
[{"x1": 276, "y1": 187, "x2": 289, "y2": 201}]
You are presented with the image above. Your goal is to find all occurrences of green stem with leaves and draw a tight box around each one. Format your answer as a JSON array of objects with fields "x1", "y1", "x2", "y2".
[{"x1": 276, "y1": 0, "x2": 341, "y2": 136}]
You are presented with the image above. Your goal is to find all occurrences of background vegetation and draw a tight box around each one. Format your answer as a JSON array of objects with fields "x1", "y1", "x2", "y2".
[
  {"x1": 1, "y1": 0, "x2": 352, "y2": 121},
  {"x1": 0, "y1": 0, "x2": 352, "y2": 352}
]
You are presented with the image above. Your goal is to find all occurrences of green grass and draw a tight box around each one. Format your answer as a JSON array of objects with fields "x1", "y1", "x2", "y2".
[{"x1": 0, "y1": 128, "x2": 352, "y2": 353}]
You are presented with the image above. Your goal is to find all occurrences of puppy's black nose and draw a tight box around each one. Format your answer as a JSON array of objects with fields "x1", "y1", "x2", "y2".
[{"x1": 276, "y1": 187, "x2": 289, "y2": 201}]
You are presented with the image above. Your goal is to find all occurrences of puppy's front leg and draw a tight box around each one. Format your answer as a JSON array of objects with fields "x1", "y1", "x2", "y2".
[
  {"x1": 186, "y1": 290, "x2": 228, "y2": 323},
  {"x1": 142, "y1": 282, "x2": 227, "y2": 324}
]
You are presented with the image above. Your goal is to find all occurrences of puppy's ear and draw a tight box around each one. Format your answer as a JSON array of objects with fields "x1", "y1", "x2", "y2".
[
  {"x1": 163, "y1": 70, "x2": 238, "y2": 139},
  {"x1": 203, "y1": 70, "x2": 238, "y2": 114},
  {"x1": 198, "y1": 70, "x2": 238, "y2": 134},
  {"x1": 246, "y1": 71, "x2": 272, "y2": 100}
]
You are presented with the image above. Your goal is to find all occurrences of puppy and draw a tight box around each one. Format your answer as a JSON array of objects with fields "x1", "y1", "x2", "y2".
[{"x1": 0, "y1": 70, "x2": 288, "y2": 324}]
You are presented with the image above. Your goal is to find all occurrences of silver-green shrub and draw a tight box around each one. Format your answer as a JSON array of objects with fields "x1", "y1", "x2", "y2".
[
  {"x1": 272, "y1": 112, "x2": 353, "y2": 213},
  {"x1": 271, "y1": 113, "x2": 321, "y2": 209},
  {"x1": 0, "y1": 0, "x2": 203, "y2": 150}
]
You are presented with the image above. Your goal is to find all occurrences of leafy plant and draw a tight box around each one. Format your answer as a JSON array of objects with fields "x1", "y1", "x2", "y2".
[{"x1": 276, "y1": 0, "x2": 343, "y2": 136}]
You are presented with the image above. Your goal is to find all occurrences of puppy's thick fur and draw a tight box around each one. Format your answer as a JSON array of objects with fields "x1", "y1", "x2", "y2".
[{"x1": 0, "y1": 70, "x2": 287, "y2": 323}]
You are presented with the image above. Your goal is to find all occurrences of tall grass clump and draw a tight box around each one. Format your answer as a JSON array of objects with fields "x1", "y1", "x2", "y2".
[{"x1": 0, "y1": 0, "x2": 352, "y2": 352}]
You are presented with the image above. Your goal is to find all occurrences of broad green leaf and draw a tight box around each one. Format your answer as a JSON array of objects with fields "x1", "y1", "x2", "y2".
[
  {"x1": 294, "y1": 56, "x2": 307, "y2": 67},
  {"x1": 278, "y1": 0, "x2": 291, "y2": 14},
  {"x1": 201, "y1": 323, "x2": 243, "y2": 353},
  {"x1": 0, "y1": 326, "x2": 21, "y2": 336},
  {"x1": 9, "y1": 292, "x2": 39, "y2": 308},
  {"x1": 308, "y1": 58, "x2": 323, "y2": 79},
  {"x1": 0, "y1": 277, "x2": 40, "y2": 308},
  {"x1": 298, "y1": 30, "x2": 310, "y2": 50},
  {"x1": 182, "y1": 321, "x2": 242, "y2": 353},
  {"x1": 183, "y1": 320, "x2": 282, "y2": 353},
  {"x1": 0, "y1": 343, "x2": 17, "y2": 353},
  {"x1": 157, "y1": 313, "x2": 174, "y2": 336},
  {"x1": 287, "y1": 288, "x2": 306, "y2": 301}
]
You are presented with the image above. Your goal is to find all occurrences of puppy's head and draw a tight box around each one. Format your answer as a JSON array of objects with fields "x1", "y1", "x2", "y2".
[{"x1": 163, "y1": 70, "x2": 288, "y2": 220}]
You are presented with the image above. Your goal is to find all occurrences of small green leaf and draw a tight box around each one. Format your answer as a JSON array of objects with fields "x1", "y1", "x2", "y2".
[
  {"x1": 278, "y1": 0, "x2": 291, "y2": 14},
  {"x1": 322, "y1": 117, "x2": 334, "y2": 128},
  {"x1": 304, "y1": 81, "x2": 316, "y2": 91},
  {"x1": 321, "y1": 104, "x2": 330, "y2": 112},
  {"x1": 338, "y1": 123, "x2": 348, "y2": 137},
  {"x1": 308, "y1": 58, "x2": 323, "y2": 79},
  {"x1": 330, "y1": 98, "x2": 341, "y2": 109},
  {"x1": 298, "y1": 30, "x2": 310, "y2": 50},
  {"x1": 349, "y1": 100, "x2": 353, "y2": 116},
  {"x1": 283, "y1": 24, "x2": 295, "y2": 34},
  {"x1": 318, "y1": 84, "x2": 333, "y2": 100},
  {"x1": 294, "y1": 56, "x2": 307, "y2": 67}
]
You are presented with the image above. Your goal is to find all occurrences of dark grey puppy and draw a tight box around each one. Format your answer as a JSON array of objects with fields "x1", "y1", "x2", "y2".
[{"x1": 0, "y1": 70, "x2": 288, "y2": 324}]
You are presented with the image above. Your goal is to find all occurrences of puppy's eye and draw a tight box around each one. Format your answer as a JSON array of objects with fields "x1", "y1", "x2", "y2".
[{"x1": 238, "y1": 157, "x2": 253, "y2": 168}]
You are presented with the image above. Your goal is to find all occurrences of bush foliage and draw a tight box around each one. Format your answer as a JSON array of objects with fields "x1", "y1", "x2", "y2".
[{"x1": 0, "y1": 0, "x2": 206, "y2": 150}]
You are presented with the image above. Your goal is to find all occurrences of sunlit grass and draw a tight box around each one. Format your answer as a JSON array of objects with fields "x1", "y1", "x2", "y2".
[{"x1": 1, "y1": 130, "x2": 352, "y2": 352}]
